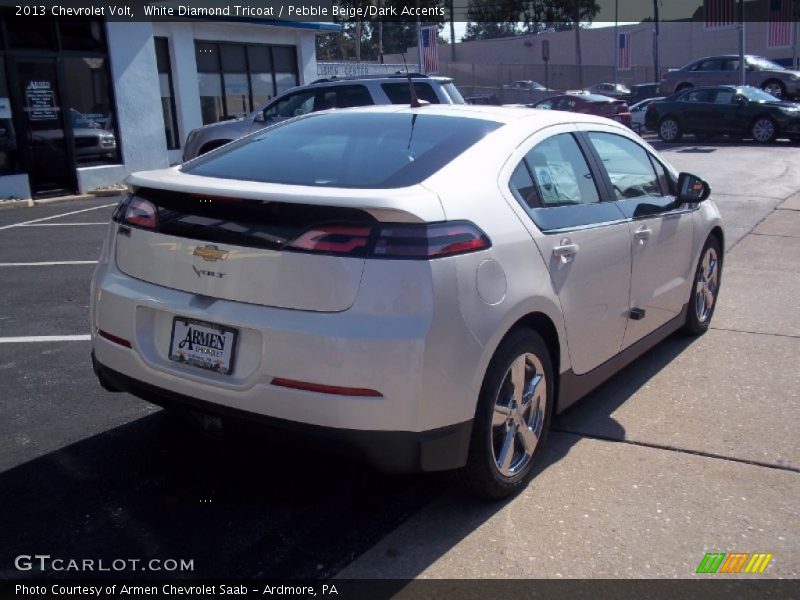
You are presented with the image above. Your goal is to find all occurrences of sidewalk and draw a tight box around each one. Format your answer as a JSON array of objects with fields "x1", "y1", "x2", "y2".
[{"x1": 337, "y1": 194, "x2": 800, "y2": 579}]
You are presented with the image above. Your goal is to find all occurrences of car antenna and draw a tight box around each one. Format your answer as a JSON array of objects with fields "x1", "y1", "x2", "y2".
[{"x1": 401, "y1": 53, "x2": 426, "y2": 109}]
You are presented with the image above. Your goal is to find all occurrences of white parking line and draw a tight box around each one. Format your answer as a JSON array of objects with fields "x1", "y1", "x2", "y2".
[
  {"x1": 0, "y1": 203, "x2": 116, "y2": 231},
  {"x1": 20, "y1": 222, "x2": 108, "y2": 227},
  {"x1": 0, "y1": 261, "x2": 98, "y2": 267},
  {"x1": 0, "y1": 335, "x2": 91, "y2": 343}
]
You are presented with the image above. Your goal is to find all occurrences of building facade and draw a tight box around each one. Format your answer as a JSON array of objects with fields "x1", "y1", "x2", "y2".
[{"x1": 0, "y1": 14, "x2": 336, "y2": 200}]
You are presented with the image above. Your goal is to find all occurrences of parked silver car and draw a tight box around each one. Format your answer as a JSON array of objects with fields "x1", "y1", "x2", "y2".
[
  {"x1": 660, "y1": 55, "x2": 800, "y2": 99},
  {"x1": 182, "y1": 74, "x2": 464, "y2": 160},
  {"x1": 93, "y1": 106, "x2": 723, "y2": 498}
]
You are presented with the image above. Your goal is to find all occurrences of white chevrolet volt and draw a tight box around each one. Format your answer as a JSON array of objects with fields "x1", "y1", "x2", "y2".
[{"x1": 91, "y1": 105, "x2": 723, "y2": 498}]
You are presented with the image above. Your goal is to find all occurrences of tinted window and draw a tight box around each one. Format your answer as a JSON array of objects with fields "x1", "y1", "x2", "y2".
[
  {"x1": 691, "y1": 58, "x2": 722, "y2": 71},
  {"x1": 587, "y1": 132, "x2": 661, "y2": 200},
  {"x1": 338, "y1": 85, "x2": 373, "y2": 108},
  {"x1": 220, "y1": 44, "x2": 247, "y2": 72},
  {"x1": 381, "y1": 82, "x2": 441, "y2": 104},
  {"x1": 509, "y1": 162, "x2": 538, "y2": 209},
  {"x1": 526, "y1": 134, "x2": 599, "y2": 206},
  {"x1": 714, "y1": 89, "x2": 735, "y2": 104},
  {"x1": 184, "y1": 113, "x2": 501, "y2": 188},
  {"x1": 681, "y1": 89, "x2": 715, "y2": 103},
  {"x1": 722, "y1": 58, "x2": 740, "y2": 71},
  {"x1": 264, "y1": 90, "x2": 316, "y2": 119}
]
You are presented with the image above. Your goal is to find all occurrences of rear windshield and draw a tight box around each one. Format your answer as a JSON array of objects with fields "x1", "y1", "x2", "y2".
[{"x1": 183, "y1": 112, "x2": 502, "y2": 188}]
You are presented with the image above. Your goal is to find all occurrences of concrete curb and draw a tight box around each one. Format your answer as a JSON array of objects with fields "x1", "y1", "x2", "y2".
[
  {"x1": 33, "y1": 194, "x2": 97, "y2": 206},
  {"x1": 0, "y1": 199, "x2": 34, "y2": 210}
]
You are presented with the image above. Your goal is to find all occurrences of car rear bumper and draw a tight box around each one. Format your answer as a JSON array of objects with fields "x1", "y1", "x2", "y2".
[{"x1": 92, "y1": 353, "x2": 472, "y2": 473}]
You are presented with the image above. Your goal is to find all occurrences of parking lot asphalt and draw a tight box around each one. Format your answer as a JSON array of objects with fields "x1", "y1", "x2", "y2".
[{"x1": 1, "y1": 136, "x2": 799, "y2": 580}]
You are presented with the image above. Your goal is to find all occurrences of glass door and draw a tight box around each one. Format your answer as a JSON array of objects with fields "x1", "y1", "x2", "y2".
[{"x1": 10, "y1": 57, "x2": 76, "y2": 197}]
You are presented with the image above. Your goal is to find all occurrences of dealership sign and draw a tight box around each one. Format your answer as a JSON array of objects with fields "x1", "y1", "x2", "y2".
[{"x1": 317, "y1": 62, "x2": 421, "y2": 79}]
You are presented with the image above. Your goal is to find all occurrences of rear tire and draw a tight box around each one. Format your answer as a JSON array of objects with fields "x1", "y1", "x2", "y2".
[
  {"x1": 658, "y1": 117, "x2": 682, "y2": 142},
  {"x1": 683, "y1": 235, "x2": 722, "y2": 336},
  {"x1": 456, "y1": 329, "x2": 554, "y2": 499}
]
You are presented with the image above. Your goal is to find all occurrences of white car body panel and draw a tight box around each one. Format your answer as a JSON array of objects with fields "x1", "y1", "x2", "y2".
[{"x1": 91, "y1": 105, "x2": 725, "y2": 473}]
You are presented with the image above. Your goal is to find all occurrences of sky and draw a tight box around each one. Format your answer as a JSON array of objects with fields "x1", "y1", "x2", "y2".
[{"x1": 439, "y1": 20, "x2": 639, "y2": 43}]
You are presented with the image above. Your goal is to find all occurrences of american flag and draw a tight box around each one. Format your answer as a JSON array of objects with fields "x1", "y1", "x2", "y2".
[
  {"x1": 618, "y1": 32, "x2": 631, "y2": 70},
  {"x1": 768, "y1": 0, "x2": 793, "y2": 48},
  {"x1": 420, "y1": 26, "x2": 438, "y2": 74},
  {"x1": 704, "y1": 0, "x2": 736, "y2": 29}
]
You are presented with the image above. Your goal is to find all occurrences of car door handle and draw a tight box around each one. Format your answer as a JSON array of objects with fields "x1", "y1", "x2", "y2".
[
  {"x1": 553, "y1": 241, "x2": 580, "y2": 262},
  {"x1": 634, "y1": 227, "x2": 652, "y2": 242}
]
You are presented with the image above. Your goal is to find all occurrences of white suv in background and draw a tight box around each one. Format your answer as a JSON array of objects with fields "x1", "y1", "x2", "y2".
[{"x1": 182, "y1": 74, "x2": 465, "y2": 160}]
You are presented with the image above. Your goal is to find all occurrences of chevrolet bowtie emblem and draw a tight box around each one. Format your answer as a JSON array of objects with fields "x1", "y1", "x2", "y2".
[{"x1": 193, "y1": 245, "x2": 228, "y2": 262}]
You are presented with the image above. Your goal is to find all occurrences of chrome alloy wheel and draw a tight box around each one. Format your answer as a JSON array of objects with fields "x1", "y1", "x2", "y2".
[
  {"x1": 752, "y1": 118, "x2": 775, "y2": 143},
  {"x1": 763, "y1": 81, "x2": 783, "y2": 98},
  {"x1": 659, "y1": 119, "x2": 679, "y2": 141},
  {"x1": 695, "y1": 246, "x2": 719, "y2": 323},
  {"x1": 491, "y1": 353, "x2": 546, "y2": 477}
]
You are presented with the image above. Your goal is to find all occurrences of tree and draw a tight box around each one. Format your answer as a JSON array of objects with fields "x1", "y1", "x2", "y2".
[{"x1": 462, "y1": 0, "x2": 600, "y2": 41}]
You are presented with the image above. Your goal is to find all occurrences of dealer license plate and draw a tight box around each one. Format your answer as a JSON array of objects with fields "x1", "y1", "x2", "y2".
[{"x1": 169, "y1": 317, "x2": 238, "y2": 375}]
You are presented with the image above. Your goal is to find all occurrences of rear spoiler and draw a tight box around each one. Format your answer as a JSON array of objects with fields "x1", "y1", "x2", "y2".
[{"x1": 126, "y1": 167, "x2": 445, "y2": 224}]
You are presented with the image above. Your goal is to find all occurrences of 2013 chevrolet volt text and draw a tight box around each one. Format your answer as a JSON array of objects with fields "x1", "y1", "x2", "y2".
[{"x1": 90, "y1": 105, "x2": 724, "y2": 498}]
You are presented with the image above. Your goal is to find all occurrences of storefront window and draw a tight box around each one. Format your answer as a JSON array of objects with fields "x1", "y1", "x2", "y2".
[
  {"x1": 155, "y1": 37, "x2": 179, "y2": 150},
  {"x1": 247, "y1": 46, "x2": 273, "y2": 108},
  {"x1": 273, "y1": 46, "x2": 299, "y2": 95},
  {"x1": 195, "y1": 41, "x2": 298, "y2": 124},
  {"x1": 198, "y1": 72, "x2": 224, "y2": 124},
  {"x1": 62, "y1": 56, "x2": 120, "y2": 166},
  {"x1": 0, "y1": 59, "x2": 19, "y2": 174}
]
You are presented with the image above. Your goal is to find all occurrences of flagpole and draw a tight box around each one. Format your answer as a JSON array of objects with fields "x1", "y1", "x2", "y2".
[{"x1": 417, "y1": 5, "x2": 424, "y2": 74}]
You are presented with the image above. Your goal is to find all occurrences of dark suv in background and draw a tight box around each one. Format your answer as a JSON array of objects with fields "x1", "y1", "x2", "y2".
[{"x1": 183, "y1": 74, "x2": 464, "y2": 160}]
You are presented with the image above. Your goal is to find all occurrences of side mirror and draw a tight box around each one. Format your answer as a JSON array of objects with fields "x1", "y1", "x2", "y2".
[
  {"x1": 254, "y1": 111, "x2": 266, "y2": 123},
  {"x1": 735, "y1": 95, "x2": 748, "y2": 106},
  {"x1": 677, "y1": 172, "x2": 711, "y2": 203}
]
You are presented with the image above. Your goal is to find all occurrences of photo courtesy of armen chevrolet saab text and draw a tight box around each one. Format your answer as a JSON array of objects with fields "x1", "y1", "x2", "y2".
[{"x1": 90, "y1": 104, "x2": 723, "y2": 498}]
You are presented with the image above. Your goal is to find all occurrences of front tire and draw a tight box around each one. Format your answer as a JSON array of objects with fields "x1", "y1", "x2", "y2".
[
  {"x1": 761, "y1": 79, "x2": 786, "y2": 99},
  {"x1": 457, "y1": 329, "x2": 554, "y2": 499},
  {"x1": 683, "y1": 236, "x2": 722, "y2": 336},
  {"x1": 658, "y1": 117, "x2": 682, "y2": 142},
  {"x1": 751, "y1": 116, "x2": 777, "y2": 143}
]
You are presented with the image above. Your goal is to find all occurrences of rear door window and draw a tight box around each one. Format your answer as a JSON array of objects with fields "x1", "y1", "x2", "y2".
[
  {"x1": 381, "y1": 82, "x2": 441, "y2": 104},
  {"x1": 526, "y1": 134, "x2": 600, "y2": 207},
  {"x1": 337, "y1": 85, "x2": 373, "y2": 108}
]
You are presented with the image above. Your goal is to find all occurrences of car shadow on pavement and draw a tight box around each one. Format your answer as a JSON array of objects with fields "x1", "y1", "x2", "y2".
[
  {"x1": 0, "y1": 410, "x2": 443, "y2": 580},
  {"x1": 0, "y1": 334, "x2": 697, "y2": 581}
]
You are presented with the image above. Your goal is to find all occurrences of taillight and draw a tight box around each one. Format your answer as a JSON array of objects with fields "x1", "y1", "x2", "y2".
[
  {"x1": 286, "y1": 224, "x2": 372, "y2": 255},
  {"x1": 285, "y1": 220, "x2": 491, "y2": 260},
  {"x1": 373, "y1": 222, "x2": 490, "y2": 259},
  {"x1": 119, "y1": 195, "x2": 158, "y2": 230}
]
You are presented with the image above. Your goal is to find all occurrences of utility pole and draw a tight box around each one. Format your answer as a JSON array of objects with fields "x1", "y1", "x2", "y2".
[
  {"x1": 738, "y1": 0, "x2": 745, "y2": 85},
  {"x1": 378, "y1": 21, "x2": 384, "y2": 64},
  {"x1": 614, "y1": 0, "x2": 619, "y2": 85},
  {"x1": 449, "y1": 0, "x2": 456, "y2": 61},
  {"x1": 653, "y1": 0, "x2": 660, "y2": 81},
  {"x1": 575, "y1": 0, "x2": 584, "y2": 88}
]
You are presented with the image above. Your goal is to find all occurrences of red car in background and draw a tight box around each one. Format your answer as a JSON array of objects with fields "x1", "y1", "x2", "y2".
[{"x1": 529, "y1": 93, "x2": 633, "y2": 129}]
